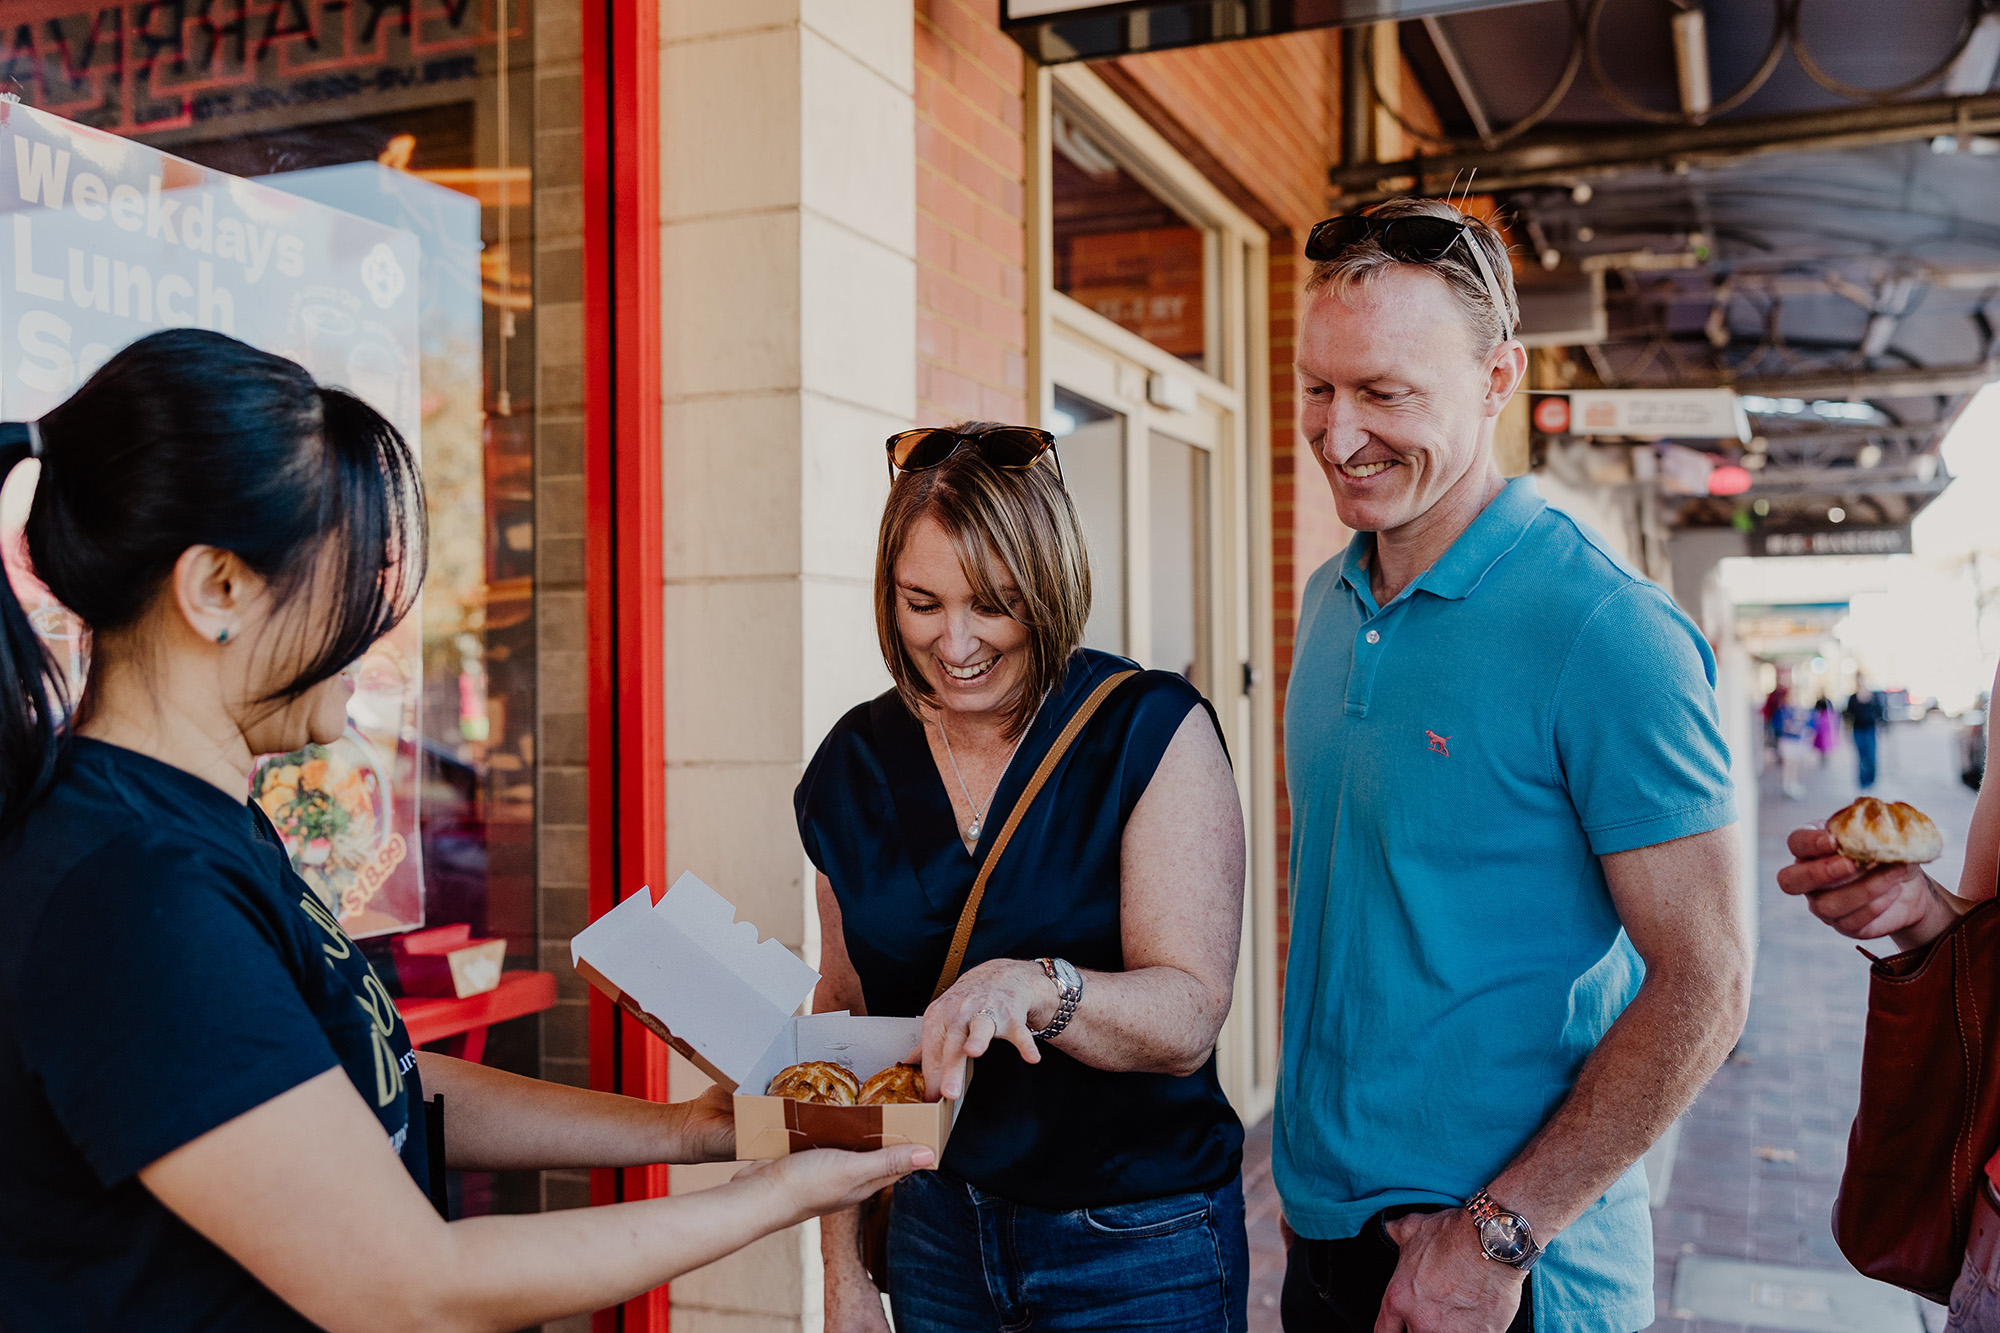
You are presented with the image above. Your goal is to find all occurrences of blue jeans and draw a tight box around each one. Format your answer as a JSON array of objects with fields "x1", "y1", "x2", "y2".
[
  {"x1": 885, "y1": 1167, "x2": 1249, "y2": 1332},
  {"x1": 1856, "y1": 726, "x2": 1879, "y2": 788}
]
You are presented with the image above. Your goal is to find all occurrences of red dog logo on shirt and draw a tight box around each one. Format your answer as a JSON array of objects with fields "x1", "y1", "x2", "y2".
[{"x1": 1425, "y1": 730, "x2": 1451, "y2": 757}]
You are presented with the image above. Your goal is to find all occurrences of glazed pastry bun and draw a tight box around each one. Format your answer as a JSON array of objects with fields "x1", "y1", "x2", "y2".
[
  {"x1": 1828, "y1": 797, "x2": 1944, "y2": 866},
  {"x1": 858, "y1": 1063, "x2": 926, "y2": 1106},
  {"x1": 766, "y1": 1060, "x2": 861, "y2": 1106}
]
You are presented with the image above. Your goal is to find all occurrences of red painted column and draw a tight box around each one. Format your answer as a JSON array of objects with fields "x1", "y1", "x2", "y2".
[{"x1": 583, "y1": 0, "x2": 668, "y2": 1327}]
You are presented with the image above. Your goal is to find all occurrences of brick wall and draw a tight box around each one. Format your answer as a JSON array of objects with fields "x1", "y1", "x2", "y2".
[
  {"x1": 916, "y1": 0, "x2": 1029, "y2": 426},
  {"x1": 1269, "y1": 238, "x2": 1303, "y2": 984},
  {"x1": 532, "y1": 0, "x2": 592, "y2": 1237}
]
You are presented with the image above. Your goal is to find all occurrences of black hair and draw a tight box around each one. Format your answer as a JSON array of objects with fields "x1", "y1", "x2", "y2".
[{"x1": 0, "y1": 328, "x2": 425, "y2": 825}]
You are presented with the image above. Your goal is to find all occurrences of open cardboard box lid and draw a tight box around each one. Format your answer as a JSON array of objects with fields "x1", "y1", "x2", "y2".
[
  {"x1": 570, "y1": 872, "x2": 820, "y2": 1091},
  {"x1": 571, "y1": 872, "x2": 962, "y2": 1161}
]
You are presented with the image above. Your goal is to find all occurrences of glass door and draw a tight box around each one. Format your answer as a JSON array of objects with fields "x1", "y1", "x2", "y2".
[
  {"x1": 1148, "y1": 428, "x2": 1213, "y2": 697},
  {"x1": 1055, "y1": 386, "x2": 1128, "y2": 656},
  {"x1": 1048, "y1": 337, "x2": 1226, "y2": 691}
]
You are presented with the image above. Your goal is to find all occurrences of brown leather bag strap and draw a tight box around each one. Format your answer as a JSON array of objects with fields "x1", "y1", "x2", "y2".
[{"x1": 929, "y1": 669, "x2": 1137, "y2": 1003}]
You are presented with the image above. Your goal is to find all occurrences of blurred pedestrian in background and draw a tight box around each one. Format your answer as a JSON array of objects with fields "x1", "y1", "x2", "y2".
[
  {"x1": 1776, "y1": 699, "x2": 1811, "y2": 799},
  {"x1": 1846, "y1": 674, "x2": 1888, "y2": 790},
  {"x1": 1813, "y1": 697, "x2": 1838, "y2": 766},
  {"x1": 1764, "y1": 679, "x2": 1790, "y2": 761}
]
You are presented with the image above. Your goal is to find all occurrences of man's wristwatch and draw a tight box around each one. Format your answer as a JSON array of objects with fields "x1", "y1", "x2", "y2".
[
  {"x1": 1465, "y1": 1189, "x2": 1543, "y2": 1271},
  {"x1": 1032, "y1": 957, "x2": 1083, "y2": 1040}
]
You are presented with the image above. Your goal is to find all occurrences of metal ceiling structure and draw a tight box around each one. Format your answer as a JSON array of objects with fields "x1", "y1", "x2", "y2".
[{"x1": 1350, "y1": 0, "x2": 2000, "y2": 535}]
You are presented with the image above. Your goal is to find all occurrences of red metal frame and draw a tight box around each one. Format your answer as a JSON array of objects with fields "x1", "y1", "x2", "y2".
[{"x1": 583, "y1": 0, "x2": 667, "y2": 1327}]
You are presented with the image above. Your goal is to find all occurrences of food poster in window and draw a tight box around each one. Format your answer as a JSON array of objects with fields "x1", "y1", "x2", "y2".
[{"x1": 0, "y1": 100, "x2": 429, "y2": 937}]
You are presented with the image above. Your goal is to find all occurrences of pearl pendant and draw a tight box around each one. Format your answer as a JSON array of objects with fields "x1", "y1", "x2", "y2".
[{"x1": 966, "y1": 818, "x2": 982, "y2": 840}]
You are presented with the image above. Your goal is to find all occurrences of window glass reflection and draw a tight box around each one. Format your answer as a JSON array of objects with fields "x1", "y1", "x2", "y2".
[
  {"x1": 1149, "y1": 432, "x2": 1210, "y2": 694},
  {"x1": 1052, "y1": 111, "x2": 1208, "y2": 373},
  {"x1": 1054, "y1": 388, "x2": 1126, "y2": 655}
]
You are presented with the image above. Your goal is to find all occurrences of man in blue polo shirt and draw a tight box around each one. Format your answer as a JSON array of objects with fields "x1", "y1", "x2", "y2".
[{"x1": 1275, "y1": 198, "x2": 1751, "y2": 1333}]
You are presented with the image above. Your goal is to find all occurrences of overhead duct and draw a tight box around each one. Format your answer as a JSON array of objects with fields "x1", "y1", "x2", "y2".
[{"x1": 1330, "y1": 90, "x2": 2000, "y2": 201}]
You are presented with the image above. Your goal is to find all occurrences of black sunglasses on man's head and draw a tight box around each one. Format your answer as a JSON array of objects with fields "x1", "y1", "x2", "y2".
[
  {"x1": 886, "y1": 426, "x2": 1063, "y2": 483},
  {"x1": 1303, "y1": 213, "x2": 1515, "y2": 342}
]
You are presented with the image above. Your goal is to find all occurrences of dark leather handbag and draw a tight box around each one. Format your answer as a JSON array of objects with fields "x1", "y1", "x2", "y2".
[
  {"x1": 1835, "y1": 896, "x2": 2000, "y2": 1302},
  {"x1": 858, "y1": 670, "x2": 1136, "y2": 1290}
]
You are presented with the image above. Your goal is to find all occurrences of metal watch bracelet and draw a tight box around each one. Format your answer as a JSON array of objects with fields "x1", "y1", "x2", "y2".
[
  {"x1": 1032, "y1": 956, "x2": 1082, "y2": 1039},
  {"x1": 1465, "y1": 1189, "x2": 1543, "y2": 1271}
]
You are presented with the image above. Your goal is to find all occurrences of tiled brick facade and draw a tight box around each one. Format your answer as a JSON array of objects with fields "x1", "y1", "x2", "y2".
[
  {"x1": 531, "y1": 0, "x2": 593, "y2": 1230},
  {"x1": 916, "y1": 0, "x2": 1030, "y2": 425},
  {"x1": 1267, "y1": 236, "x2": 1314, "y2": 991}
]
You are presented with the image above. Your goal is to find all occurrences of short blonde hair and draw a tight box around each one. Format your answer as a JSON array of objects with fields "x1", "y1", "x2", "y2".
[
  {"x1": 875, "y1": 429, "x2": 1090, "y2": 739},
  {"x1": 1304, "y1": 197, "x2": 1519, "y2": 355}
]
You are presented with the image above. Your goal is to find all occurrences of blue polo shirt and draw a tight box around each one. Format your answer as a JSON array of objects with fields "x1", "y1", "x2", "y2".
[{"x1": 1274, "y1": 476, "x2": 1735, "y2": 1333}]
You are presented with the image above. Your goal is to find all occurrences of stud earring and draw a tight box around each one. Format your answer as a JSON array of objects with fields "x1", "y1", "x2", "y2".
[{"x1": 217, "y1": 626, "x2": 231, "y2": 645}]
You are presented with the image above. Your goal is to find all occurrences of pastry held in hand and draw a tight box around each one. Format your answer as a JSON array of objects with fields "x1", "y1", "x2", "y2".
[
  {"x1": 766, "y1": 1060, "x2": 860, "y2": 1106},
  {"x1": 1828, "y1": 797, "x2": 1944, "y2": 866},
  {"x1": 858, "y1": 1063, "x2": 926, "y2": 1106}
]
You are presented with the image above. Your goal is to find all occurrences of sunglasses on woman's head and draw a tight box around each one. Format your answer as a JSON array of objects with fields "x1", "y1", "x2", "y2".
[
  {"x1": 886, "y1": 426, "x2": 1063, "y2": 483},
  {"x1": 1303, "y1": 213, "x2": 1515, "y2": 342}
]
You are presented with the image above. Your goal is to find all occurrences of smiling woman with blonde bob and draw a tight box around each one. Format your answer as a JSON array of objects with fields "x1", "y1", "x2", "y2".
[{"x1": 795, "y1": 422, "x2": 1251, "y2": 1332}]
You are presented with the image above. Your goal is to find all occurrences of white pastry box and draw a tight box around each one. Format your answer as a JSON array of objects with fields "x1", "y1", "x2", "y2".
[{"x1": 570, "y1": 872, "x2": 961, "y2": 1161}]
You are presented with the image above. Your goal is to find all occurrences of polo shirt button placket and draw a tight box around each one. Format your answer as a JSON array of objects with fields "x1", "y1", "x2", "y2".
[{"x1": 1347, "y1": 617, "x2": 1392, "y2": 717}]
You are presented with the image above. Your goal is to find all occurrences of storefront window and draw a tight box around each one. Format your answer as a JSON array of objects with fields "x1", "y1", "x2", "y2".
[
  {"x1": 0, "y1": 0, "x2": 553, "y2": 1208},
  {"x1": 1052, "y1": 108, "x2": 1209, "y2": 373}
]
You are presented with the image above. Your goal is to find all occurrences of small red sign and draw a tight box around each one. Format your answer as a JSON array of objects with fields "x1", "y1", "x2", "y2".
[
  {"x1": 1709, "y1": 464, "x2": 1753, "y2": 497},
  {"x1": 1531, "y1": 395, "x2": 1571, "y2": 435}
]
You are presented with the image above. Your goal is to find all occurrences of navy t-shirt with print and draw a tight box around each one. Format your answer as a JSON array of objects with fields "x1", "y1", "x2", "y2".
[{"x1": 0, "y1": 737, "x2": 429, "y2": 1331}]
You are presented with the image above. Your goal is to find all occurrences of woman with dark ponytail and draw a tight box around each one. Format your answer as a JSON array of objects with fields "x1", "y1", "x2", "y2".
[{"x1": 0, "y1": 329, "x2": 925, "y2": 1333}]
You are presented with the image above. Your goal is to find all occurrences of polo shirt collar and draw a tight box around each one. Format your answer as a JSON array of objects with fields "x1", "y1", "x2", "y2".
[{"x1": 1339, "y1": 474, "x2": 1548, "y2": 608}]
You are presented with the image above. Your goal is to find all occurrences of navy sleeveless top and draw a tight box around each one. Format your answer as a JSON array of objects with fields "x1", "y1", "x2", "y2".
[{"x1": 794, "y1": 649, "x2": 1244, "y2": 1209}]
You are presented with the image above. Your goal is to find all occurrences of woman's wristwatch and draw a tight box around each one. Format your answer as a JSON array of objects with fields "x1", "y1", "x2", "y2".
[{"x1": 1032, "y1": 957, "x2": 1083, "y2": 1039}]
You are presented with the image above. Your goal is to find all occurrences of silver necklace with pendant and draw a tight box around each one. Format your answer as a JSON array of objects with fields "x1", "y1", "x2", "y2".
[{"x1": 938, "y1": 700, "x2": 1040, "y2": 844}]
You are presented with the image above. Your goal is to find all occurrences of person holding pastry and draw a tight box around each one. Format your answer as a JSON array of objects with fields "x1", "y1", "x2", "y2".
[
  {"x1": 794, "y1": 423, "x2": 1250, "y2": 1332},
  {"x1": 1781, "y1": 720, "x2": 2000, "y2": 1330},
  {"x1": 1782, "y1": 794, "x2": 1973, "y2": 951}
]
